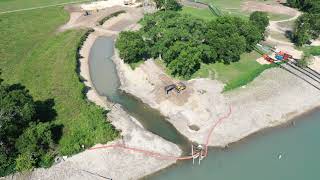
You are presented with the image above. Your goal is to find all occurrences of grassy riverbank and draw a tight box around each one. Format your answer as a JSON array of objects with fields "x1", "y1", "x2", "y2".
[
  {"x1": 192, "y1": 52, "x2": 275, "y2": 91},
  {"x1": 0, "y1": 6, "x2": 118, "y2": 158}
]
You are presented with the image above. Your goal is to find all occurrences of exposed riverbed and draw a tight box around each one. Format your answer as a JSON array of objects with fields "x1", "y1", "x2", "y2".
[
  {"x1": 88, "y1": 36, "x2": 190, "y2": 153},
  {"x1": 89, "y1": 36, "x2": 320, "y2": 179}
]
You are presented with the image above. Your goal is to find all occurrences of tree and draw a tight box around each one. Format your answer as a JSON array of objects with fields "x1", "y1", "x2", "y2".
[
  {"x1": 197, "y1": 44, "x2": 218, "y2": 64},
  {"x1": 15, "y1": 122, "x2": 54, "y2": 168},
  {"x1": 168, "y1": 47, "x2": 201, "y2": 78},
  {"x1": 293, "y1": 13, "x2": 320, "y2": 46},
  {"x1": 153, "y1": 0, "x2": 182, "y2": 11},
  {"x1": 15, "y1": 152, "x2": 35, "y2": 172},
  {"x1": 287, "y1": 0, "x2": 320, "y2": 13},
  {"x1": 287, "y1": 0, "x2": 303, "y2": 8},
  {"x1": 0, "y1": 82, "x2": 37, "y2": 175},
  {"x1": 219, "y1": 34, "x2": 246, "y2": 64},
  {"x1": 249, "y1": 11, "x2": 269, "y2": 35},
  {"x1": 0, "y1": 79, "x2": 55, "y2": 176},
  {"x1": 115, "y1": 31, "x2": 146, "y2": 63},
  {"x1": 297, "y1": 53, "x2": 312, "y2": 68},
  {"x1": 0, "y1": 145, "x2": 15, "y2": 176},
  {"x1": 118, "y1": 12, "x2": 265, "y2": 78},
  {"x1": 0, "y1": 83, "x2": 36, "y2": 148}
]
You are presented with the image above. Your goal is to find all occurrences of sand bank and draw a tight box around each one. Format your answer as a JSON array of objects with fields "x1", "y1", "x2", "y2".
[{"x1": 113, "y1": 49, "x2": 320, "y2": 147}]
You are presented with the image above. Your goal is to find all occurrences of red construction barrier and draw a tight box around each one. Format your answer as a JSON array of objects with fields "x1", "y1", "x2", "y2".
[{"x1": 89, "y1": 106, "x2": 232, "y2": 161}]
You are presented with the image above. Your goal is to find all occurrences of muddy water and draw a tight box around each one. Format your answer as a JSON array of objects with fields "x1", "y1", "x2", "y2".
[
  {"x1": 88, "y1": 36, "x2": 190, "y2": 153},
  {"x1": 89, "y1": 36, "x2": 320, "y2": 180}
]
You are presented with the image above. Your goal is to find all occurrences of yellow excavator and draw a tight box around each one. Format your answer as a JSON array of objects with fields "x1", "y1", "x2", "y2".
[{"x1": 165, "y1": 82, "x2": 186, "y2": 94}]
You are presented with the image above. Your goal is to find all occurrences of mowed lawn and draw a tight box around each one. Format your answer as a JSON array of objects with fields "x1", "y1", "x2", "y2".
[
  {"x1": 192, "y1": 52, "x2": 275, "y2": 91},
  {"x1": 0, "y1": 0, "x2": 85, "y2": 12},
  {"x1": 180, "y1": 6, "x2": 216, "y2": 21},
  {"x1": 0, "y1": 7, "x2": 118, "y2": 155}
]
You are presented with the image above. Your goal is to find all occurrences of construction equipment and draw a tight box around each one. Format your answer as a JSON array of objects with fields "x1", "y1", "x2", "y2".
[
  {"x1": 164, "y1": 82, "x2": 186, "y2": 94},
  {"x1": 263, "y1": 54, "x2": 275, "y2": 63},
  {"x1": 84, "y1": 11, "x2": 90, "y2": 16}
]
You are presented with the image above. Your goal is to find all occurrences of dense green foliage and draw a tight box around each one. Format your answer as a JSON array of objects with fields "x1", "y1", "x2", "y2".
[
  {"x1": 15, "y1": 122, "x2": 55, "y2": 170},
  {"x1": 116, "y1": 11, "x2": 266, "y2": 78},
  {"x1": 0, "y1": 84, "x2": 35, "y2": 144},
  {"x1": 154, "y1": 0, "x2": 182, "y2": 11},
  {"x1": 288, "y1": 0, "x2": 320, "y2": 46},
  {"x1": 0, "y1": 6, "x2": 119, "y2": 176},
  {"x1": 98, "y1": 10, "x2": 126, "y2": 25},
  {"x1": 116, "y1": 31, "x2": 146, "y2": 63},
  {"x1": 0, "y1": 80, "x2": 54, "y2": 175},
  {"x1": 287, "y1": 0, "x2": 320, "y2": 13},
  {"x1": 293, "y1": 13, "x2": 320, "y2": 46},
  {"x1": 250, "y1": 11, "x2": 269, "y2": 34},
  {"x1": 223, "y1": 64, "x2": 277, "y2": 91},
  {"x1": 296, "y1": 54, "x2": 311, "y2": 68}
]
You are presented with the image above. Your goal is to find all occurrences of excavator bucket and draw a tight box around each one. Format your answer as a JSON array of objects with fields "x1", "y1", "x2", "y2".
[{"x1": 176, "y1": 82, "x2": 186, "y2": 93}]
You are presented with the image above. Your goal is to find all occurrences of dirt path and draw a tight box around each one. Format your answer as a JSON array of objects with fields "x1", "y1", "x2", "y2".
[
  {"x1": 268, "y1": 11, "x2": 301, "y2": 34},
  {"x1": 265, "y1": 5, "x2": 303, "y2": 58}
]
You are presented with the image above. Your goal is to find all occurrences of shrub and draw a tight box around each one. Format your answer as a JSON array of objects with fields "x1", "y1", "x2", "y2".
[
  {"x1": 98, "y1": 10, "x2": 126, "y2": 25},
  {"x1": 15, "y1": 152, "x2": 35, "y2": 172},
  {"x1": 116, "y1": 31, "x2": 146, "y2": 64},
  {"x1": 296, "y1": 54, "x2": 311, "y2": 68}
]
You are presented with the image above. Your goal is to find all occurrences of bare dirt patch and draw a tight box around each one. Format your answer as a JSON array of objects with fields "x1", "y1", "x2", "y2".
[{"x1": 309, "y1": 56, "x2": 320, "y2": 73}]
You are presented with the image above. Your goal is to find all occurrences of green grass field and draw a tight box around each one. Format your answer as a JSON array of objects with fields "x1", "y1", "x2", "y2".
[
  {"x1": 192, "y1": 51, "x2": 275, "y2": 91},
  {"x1": 0, "y1": 7, "x2": 118, "y2": 156},
  {"x1": 301, "y1": 46, "x2": 320, "y2": 56},
  {"x1": 180, "y1": 6, "x2": 216, "y2": 21},
  {"x1": 0, "y1": 0, "x2": 88, "y2": 12}
]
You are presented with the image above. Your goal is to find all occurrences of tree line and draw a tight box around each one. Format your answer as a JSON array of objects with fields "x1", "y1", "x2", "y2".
[
  {"x1": 287, "y1": 0, "x2": 320, "y2": 13},
  {"x1": 116, "y1": 11, "x2": 269, "y2": 78},
  {"x1": 288, "y1": 0, "x2": 320, "y2": 45}
]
